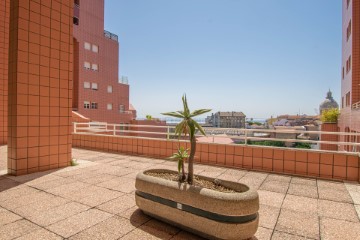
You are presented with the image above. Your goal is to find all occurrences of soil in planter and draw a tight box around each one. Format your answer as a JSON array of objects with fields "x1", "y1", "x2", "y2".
[{"x1": 146, "y1": 172, "x2": 240, "y2": 193}]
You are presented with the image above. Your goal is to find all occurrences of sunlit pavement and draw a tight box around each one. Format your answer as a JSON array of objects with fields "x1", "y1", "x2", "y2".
[{"x1": 0, "y1": 145, "x2": 360, "y2": 239}]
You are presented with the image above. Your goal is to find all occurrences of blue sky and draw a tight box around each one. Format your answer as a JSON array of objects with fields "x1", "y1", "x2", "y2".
[{"x1": 104, "y1": 0, "x2": 341, "y2": 119}]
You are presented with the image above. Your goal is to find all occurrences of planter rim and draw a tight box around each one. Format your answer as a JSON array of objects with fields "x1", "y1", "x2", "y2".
[{"x1": 137, "y1": 168, "x2": 258, "y2": 202}]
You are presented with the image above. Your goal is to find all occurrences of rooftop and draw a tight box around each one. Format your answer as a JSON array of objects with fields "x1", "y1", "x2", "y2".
[{"x1": 0, "y1": 145, "x2": 360, "y2": 239}]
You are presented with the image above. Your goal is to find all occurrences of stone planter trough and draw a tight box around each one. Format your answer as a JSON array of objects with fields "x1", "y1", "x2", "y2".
[{"x1": 135, "y1": 169, "x2": 259, "y2": 240}]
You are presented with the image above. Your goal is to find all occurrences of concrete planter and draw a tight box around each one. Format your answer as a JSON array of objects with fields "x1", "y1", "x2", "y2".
[{"x1": 135, "y1": 169, "x2": 259, "y2": 240}]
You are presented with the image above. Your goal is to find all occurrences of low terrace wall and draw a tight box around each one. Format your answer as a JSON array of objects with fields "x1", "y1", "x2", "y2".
[{"x1": 72, "y1": 134, "x2": 360, "y2": 182}]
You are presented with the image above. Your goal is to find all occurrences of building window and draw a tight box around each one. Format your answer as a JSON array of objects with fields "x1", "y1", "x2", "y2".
[
  {"x1": 346, "y1": 55, "x2": 352, "y2": 73},
  {"x1": 84, "y1": 82, "x2": 90, "y2": 89},
  {"x1": 91, "y1": 63, "x2": 98, "y2": 71},
  {"x1": 107, "y1": 85, "x2": 112, "y2": 93},
  {"x1": 107, "y1": 103, "x2": 112, "y2": 110},
  {"x1": 84, "y1": 42, "x2": 91, "y2": 50},
  {"x1": 342, "y1": 67, "x2": 344, "y2": 79},
  {"x1": 84, "y1": 101, "x2": 90, "y2": 109},
  {"x1": 84, "y1": 61, "x2": 90, "y2": 69},
  {"x1": 74, "y1": 0, "x2": 80, "y2": 6},
  {"x1": 347, "y1": 0, "x2": 351, "y2": 8},
  {"x1": 73, "y1": 17, "x2": 79, "y2": 25},
  {"x1": 346, "y1": 92, "x2": 351, "y2": 106},
  {"x1": 342, "y1": 97, "x2": 344, "y2": 108},
  {"x1": 119, "y1": 104, "x2": 125, "y2": 113},
  {"x1": 347, "y1": 20, "x2": 352, "y2": 41},
  {"x1": 91, "y1": 83, "x2": 98, "y2": 90},
  {"x1": 91, "y1": 102, "x2": 98, "y2": 109},
  {"x1": 92, "y1": 44, "x2": 99, "y2": 53}
]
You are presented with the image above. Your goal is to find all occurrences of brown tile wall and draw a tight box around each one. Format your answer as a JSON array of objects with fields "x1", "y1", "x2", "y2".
[
  {"x1": 320, "y1": 123, "x2": 339, "y2": 151},
  {"x1": 8, "y1": 0, "x2": 73, "y2": 175},
  {"x1": 72, "y1": 134, "x2": 360, "y2": 182},
  {"x1": 0, "y1": 0, "x2": 9, "y2": 145}
]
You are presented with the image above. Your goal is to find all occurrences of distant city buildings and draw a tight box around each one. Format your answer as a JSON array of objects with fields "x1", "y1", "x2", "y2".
[
  {"x1": 319, "y1": 90, "x2": 339, "y2": 114},
  {"x1": 72, "y1": 0, "x2": 135, "y2": 124},
  {"x1": 205, "y1": 112, "x2": 246, "y2": 128},
  {"x1": 338, "y1": 0, "x2": 360, "y2": 148},
  {"x1": 271, "y1": 114, "x2": 320, "y2": 127}
]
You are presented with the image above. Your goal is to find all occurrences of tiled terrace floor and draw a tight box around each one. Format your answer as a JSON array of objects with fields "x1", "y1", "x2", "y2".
[{"x1": 0, "y1": 146, "x2": 360, "y2": 239}]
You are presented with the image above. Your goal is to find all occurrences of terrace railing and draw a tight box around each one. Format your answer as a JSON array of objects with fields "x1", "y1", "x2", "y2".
[
  {"x1": 104, "y1": 30, "x2": 118, "y2": 42},
  {"x1": 73, "y1": 122, "x2": 360, "y2": 153}
]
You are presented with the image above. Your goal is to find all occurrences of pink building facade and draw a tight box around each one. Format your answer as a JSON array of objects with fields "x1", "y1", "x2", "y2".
[
  {"x1": 338, "y1": 0, "x2": 360, "y2": 151},
  {"x1": 72, "y1": 0, "x2": 135, "y2": 124}
]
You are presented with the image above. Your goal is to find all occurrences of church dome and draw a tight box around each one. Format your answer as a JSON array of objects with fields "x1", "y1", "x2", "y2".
[{"x1": 319, "y1": 90, "x2": 339, "y2": 114}]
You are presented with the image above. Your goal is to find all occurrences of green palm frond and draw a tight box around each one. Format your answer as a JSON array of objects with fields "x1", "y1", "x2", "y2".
[
  {"x1": 190, "y1": 109, "x2": 211, "y2": 118},
  {"x1": 162, "y1": 111, "x2": 184, "y2": 118},
  {"x1": 193, "y1": 120, "x2": 206, "y2": 136}
]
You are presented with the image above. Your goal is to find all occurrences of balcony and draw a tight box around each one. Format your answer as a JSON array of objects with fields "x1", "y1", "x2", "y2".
[
  {"x1": 0, "y1": 144, "x2": 359, "y2": 239},
  {"x1": 104, "y1": 30, "x2": 118, "y2": 42}
]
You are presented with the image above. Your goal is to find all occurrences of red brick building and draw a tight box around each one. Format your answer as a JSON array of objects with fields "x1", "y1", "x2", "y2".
[
  {"x1": 338, "y1": 0, "x2": 360, "y2": 150},
  {"x1": 72, "y1": 0, "x2": 135, "y2": 124}
]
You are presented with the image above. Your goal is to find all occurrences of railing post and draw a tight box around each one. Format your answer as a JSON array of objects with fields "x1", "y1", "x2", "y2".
[
  {"x1": 245, "y1": 130, "x2": 248, "y2": 145},
  {"x1": 113, "y1": 125, "x2": 116, "y2": 136},
  {"x1": 167, "y1": 126, "x2": 170, "y2": 140},
  {"x1": 74, "y1": 122, "x2": 77, "y2": 133}
]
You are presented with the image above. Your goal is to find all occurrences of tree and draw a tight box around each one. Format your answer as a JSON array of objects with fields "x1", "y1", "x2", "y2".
[{"x1": 162, "y1": 95, "x2": 211, "y2": 184}]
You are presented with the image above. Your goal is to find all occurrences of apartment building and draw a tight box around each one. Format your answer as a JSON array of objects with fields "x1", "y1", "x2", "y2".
[
  {"x1": 72, "y1": 0, "x2": 135, "y2": 123},
  {"x1": 338, "y1": 0, "x2": 360, "y2": 149},
  {"x1": 206, "y1": 112, "x2": 246, "y2": 128}
]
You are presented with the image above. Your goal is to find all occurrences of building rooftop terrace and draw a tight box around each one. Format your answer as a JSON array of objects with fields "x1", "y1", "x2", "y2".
[{"x1": 0, "y1": 145, "x2": 359, "y2": 239}]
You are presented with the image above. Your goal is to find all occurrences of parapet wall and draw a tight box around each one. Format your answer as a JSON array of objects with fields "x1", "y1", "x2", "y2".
[{"x1": 72, "y1": 134, "x2": 360, "y2": 182}]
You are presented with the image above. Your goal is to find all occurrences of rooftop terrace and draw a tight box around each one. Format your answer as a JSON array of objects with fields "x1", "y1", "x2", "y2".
[{"x1": 0, "y1": 145, "x2": 360, "y2": 239}]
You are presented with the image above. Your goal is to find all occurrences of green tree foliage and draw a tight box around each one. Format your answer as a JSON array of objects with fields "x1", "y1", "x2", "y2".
[{"x1": 321, "y1": 108, "x2": 340, "y2": 123}]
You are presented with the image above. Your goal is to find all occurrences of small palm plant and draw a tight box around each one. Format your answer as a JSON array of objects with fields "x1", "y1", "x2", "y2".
[
  {"x1": 170, "y1": 146, "x2": 189, "y2": 181},
  {"x1": 162, "y1": 95, "x2": 211, "y2": 184}
]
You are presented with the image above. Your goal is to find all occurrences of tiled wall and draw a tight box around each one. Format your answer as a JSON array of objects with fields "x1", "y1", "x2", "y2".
[
  {"x1": 0, "y1": 0, "x2": 9, "y2": 145},
  {"x1": 320, "y1": 123, "x2": 339, "y2": 151},
  {"x1": 7, "y1": 0, "x2": 73, "y2": 175},
  {"x1": 73, "y1": 134, "x2": 360, "y2": 182}
]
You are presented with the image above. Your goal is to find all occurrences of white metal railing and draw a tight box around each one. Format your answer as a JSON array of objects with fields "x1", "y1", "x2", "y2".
[{"x1": 73, "y1": 122, "x2": 360, "y2": 153}]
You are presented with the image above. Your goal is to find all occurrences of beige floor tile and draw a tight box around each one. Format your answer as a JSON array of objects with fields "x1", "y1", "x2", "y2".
[
  {"x1": 27, "y1": 201, "x2": 90, "y2": 226},
  {"x1": 171, "y1": 230, "x2": 206, "y2": 240},
  {"x1": 97, "y1": 194, "x2": 136, "y2": 214},
  {"x1": 0, "y1": 207, "x2": 22, "y2": 226},
  {"x1": 259, "y1": 204, "x2": 281, "y2": 229},
  {"x1": 275, "y1": 209, "x2": 319, "y2": 239},
  {"x1": 317, "y1": 180, "x2": 346, "y2": 191},
  {"x1": 251, "y1": 226, "x2": 272, "y2": 240},
  {"x1": 318, "y1": 187, "x2": 353, "y2": 203},
  {"x1": 282, "y1": 194, "x2": 318, "y2": 214},
  {"x1": 12, "y1": 195, "x2": 70, "y2": 217},
  {"x1": 287, "y1": 183, "x2": 318, "y2": 198},
  {"x1": 0, "y1": 219, "x2": 41, "y2": 240},
  {"x1": 266, "y1": 174, "x2": 292, "y2": 183},
  {"x1": 320, "y1": 217, "x2": 360, "y2": 240},
  {"x1": 46, "y1": 209, "x2": 112, "y2": 238},
  {"x1": 258, "y1": 190, "x2": 285, "y2": 208},
  {"x1": 16, "y1": 228, "x2": 63, "y2": 240},
  {"x1": 318, "y1": 199, "x2": 359, "y2": 222},
  {"x1": 271, "y1": 231, "x2": 315, "y2": 240},
  {"x1": 117, "y1": 206, "x2": 152, "y2": 226},
  {"x1": 291, "y1": 177, "x2": 317, "y2": 186},
  {"x1": 260, "y1": 180, "x2": 289, "y2": 193},
  {"x1": 0, "y1": 191, "x2": 55, "y2": 210},
  {"x1": 0, "y1": 178, "x2": 21, "y2": 191},
  {"x1": 0, "y1": 185, "x2": 39, "y2": 202},
  {"x1": 348, "y1": 191, "x2": 360, "y2": 205}
]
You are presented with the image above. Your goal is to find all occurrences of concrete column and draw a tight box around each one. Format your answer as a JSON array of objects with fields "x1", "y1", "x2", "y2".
[{"x1": 8, "y1": 0, "x2": 73, "y2": 175}]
